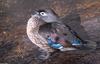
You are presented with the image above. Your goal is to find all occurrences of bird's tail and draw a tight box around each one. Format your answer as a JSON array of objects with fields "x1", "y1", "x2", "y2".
[{"x1": 81, "y1": 40, "x2": 97, "y2": 50}]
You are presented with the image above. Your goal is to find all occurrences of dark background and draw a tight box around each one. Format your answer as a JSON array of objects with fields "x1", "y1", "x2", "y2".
[{"x1": 0, "y1": 0, "x2": 100, "y2": 64}]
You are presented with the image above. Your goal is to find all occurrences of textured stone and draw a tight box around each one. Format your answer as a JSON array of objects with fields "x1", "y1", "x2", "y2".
[{"x1": 0, "y1": 0, "x2": 100, "y2": 64}]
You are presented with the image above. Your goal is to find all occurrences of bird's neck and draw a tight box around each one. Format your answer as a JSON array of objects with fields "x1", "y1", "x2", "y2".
[
  {"x1": 27, "y1": 17, "x2": 40, "y2": 34},
  {"x1": 26, "y1": 18, "x2": 54, "y2": 52}
]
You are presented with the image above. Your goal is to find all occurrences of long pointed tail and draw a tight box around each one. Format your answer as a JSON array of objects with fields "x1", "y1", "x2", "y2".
[{"x1": 81, "y1": 40, "x2": 97, "y2": 50}]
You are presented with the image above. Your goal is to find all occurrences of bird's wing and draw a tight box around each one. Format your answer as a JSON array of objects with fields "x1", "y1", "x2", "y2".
[
  {"x1": 38, "y1": 23, "x2": 58, "y2": 51},
  {"x1": 51, "y1": 22, "x2": 74, "y2": 47}
]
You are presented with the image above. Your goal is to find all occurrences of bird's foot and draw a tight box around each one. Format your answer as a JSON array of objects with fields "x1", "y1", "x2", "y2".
[{"x1": 35, "y1": 48, "x2": 50, "y2": 60}]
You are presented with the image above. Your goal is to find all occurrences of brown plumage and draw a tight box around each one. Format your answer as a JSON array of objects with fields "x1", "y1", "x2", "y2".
[
  {"x1": 26, "y1": 9, "x2": 77, "y2": 59},
  {"x1": 27, "y1": 8, "x2": 97, "y2": 60},
  {"x1": 27, "y1": 15, "x2": 54, "y2": 52}
]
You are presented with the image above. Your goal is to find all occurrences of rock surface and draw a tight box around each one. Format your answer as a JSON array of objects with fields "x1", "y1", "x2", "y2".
[{"x1": 0, "y1": 0, "x2": 100, "y2": 64}]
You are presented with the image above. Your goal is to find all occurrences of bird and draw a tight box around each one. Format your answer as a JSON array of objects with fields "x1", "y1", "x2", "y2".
[
  {"x1": 26, "y1": 9, "x2": 96, "y2": 60},
  {"x1": 26, "y1": 9, "x2": 77, "y2": 59}
]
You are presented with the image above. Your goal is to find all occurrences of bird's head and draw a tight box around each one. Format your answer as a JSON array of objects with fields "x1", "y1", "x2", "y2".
[{"x1": 32, "y1": 9, "x2": 59, "y2": 23}]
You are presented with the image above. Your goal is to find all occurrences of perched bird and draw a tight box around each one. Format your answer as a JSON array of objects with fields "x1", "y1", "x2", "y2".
[
  {"x1": 27, "y1": 9, "x2": 77, "y2": 59},
  {"x1": 26, "y1": 9, "x2": 96, "y2": 59}
]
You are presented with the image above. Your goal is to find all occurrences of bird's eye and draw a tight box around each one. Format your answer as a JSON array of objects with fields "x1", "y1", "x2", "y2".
[{"x1": 40, "y1": 12, "x2": 47, "y2": 16}]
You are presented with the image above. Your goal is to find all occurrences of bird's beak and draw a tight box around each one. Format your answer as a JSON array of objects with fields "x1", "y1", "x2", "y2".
[
  {"x1": 31, "y1": 11, "x2": 40, "y2": 17},
  {"x1": 32, "y1": 10, "x2": 38, "y2": 15},
  {"x1": 31, "y1": 14, "x2": 40, "y2": 19}
]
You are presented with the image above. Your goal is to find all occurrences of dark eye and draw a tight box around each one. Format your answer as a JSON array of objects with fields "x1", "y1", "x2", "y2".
[{"x1": 40, "y1": 12, "x2": 47, "y2": 16}]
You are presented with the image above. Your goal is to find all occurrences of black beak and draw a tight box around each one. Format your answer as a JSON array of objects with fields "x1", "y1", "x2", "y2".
[{"x1": 32, "y1": 10, "x2": 38, "y2": 15}]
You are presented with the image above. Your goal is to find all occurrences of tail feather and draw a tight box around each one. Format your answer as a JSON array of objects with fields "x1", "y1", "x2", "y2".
[{"x1": 82, "y1": 40, "x2": 97, "y2": 50}]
